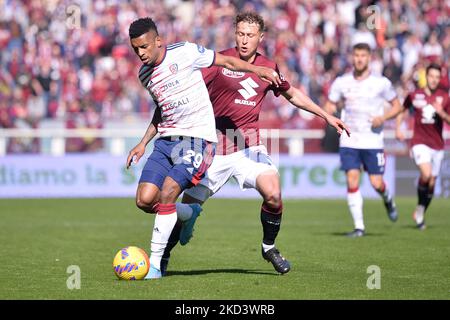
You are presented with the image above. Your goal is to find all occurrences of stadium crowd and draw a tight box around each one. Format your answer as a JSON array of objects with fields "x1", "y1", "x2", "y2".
[{"x1": 0, "y1": 0, "x2": 449, "y2": 153}]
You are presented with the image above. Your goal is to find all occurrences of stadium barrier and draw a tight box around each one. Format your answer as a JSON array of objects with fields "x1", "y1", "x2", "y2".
[
  {"x1": 0, "y1": 128, "x2": 449, "y2": 198},
  {"x1": 0, "y1": 153, "x2": 395, "y2": 199}
]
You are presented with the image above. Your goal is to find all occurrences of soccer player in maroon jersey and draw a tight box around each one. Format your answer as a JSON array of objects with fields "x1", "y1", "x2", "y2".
[
  {"x1": 158, "y1": 12, "x2": 349, "y2": 275},
  {"x1": 396, "y1": 63, "x2": 450, "y2": 230}
]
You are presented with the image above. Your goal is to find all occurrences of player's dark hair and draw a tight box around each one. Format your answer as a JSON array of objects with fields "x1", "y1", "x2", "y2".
[
  {"x1": 426, "y1": 63, "x2": 441, "y2": 74},
  {"x1": 235, "y1": 12, "x2": 265, "y2": 32},
  {"x1": 129, "y1": 17, "x2": 159, "y2": 39},
  {"x1": 352, "y1": 42, "x2": 371, "y2": 53}
]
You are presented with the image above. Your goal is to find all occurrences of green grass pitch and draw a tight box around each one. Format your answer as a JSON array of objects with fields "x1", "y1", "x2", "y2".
[{"x1": 0, "y1": 197, "x2": 449, "y2": 300}]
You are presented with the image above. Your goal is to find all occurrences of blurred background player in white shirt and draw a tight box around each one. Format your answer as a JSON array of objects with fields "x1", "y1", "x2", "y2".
[{"x1": 325, "y1": 43, "x2": 403, "y2": 237}]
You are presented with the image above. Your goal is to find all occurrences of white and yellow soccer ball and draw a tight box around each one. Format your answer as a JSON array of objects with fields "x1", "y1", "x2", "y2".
[{"x1": 113, "y1": 246, "x2": 149, "y2": 280}]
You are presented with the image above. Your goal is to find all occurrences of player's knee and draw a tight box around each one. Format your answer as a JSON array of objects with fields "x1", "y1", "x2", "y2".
[
  {"x1": 419, "y1": 174, "x2": 432, "y2": 185},
  {"x1": 371, "y1": 180, "x2": 384, "y2": 191},
  {"x1": 368, "y1": 176, "x2": 384, "y2": 190},
  {"x1": 136, "y1": 195, "x2": 158, "y2": 213},
  {"x1": 347, "y1": 176, "x2": 359, "y2": 189},
  {"x1": 263, "y1": 192, "x2": 282, "y2": 211}
]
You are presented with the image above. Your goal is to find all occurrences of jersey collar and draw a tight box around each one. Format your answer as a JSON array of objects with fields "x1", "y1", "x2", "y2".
[{"x1": 153, "y1": 47, "x2": 167, "y2": 68}]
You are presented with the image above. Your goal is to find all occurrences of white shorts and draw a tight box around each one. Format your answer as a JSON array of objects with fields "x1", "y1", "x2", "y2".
[
  {"x1": 411, "y1": 144, "x2": 444, "y2": 177},
  {"x1": 184, "y1": 145, "x2": 278, "y2": 202}
]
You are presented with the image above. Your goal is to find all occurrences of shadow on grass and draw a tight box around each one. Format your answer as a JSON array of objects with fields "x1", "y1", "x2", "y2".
[
  {"x1": 400, "y1": 224, "x2": 431, "y2": 230},
  {"x1": 165, "y1": 268, "x2": 278, "y2": 277},
  {"x1": 330, "y1": 232, "x2": 386, "y2": 237}
]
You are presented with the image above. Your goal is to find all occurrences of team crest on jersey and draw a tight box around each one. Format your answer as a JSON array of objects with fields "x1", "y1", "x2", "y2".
[
  {"x1": 222, "y1": 68, "x2": 245, "y2": 78},
  {"x1": 169, "y1": 63, "x2": 178, "y2": 74},
  {"x1": 197, "y1": 44, "x2": 205, "y2": 53},
  {"x1": 435, "y1": 96, "x2": 443, "y2": 106}
]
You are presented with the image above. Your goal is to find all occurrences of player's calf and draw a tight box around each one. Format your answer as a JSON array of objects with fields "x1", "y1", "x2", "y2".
[
  {"x1": 260, "y1": 201, "x2": 290, "y2": 273},
  {"x1": 179, "y1": 203, "x2": 203, "y2": 245},
  {"x1": 260, "y1": 201, "x2": 282, "y2": 248},
  {"x1": 373, "y1": 181, "x2": 397, "y2": 222}
]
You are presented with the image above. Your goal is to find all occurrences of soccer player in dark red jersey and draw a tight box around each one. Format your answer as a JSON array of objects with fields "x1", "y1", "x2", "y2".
[
  {"x1": 159, "y1": 12, "x2": 349, "y2": 275},
  {"x1": 396, "y1": 63, "x2": 450, "y2": 230}
]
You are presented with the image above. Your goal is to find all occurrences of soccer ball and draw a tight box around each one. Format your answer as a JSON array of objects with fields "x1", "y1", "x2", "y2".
[{"x1": 113, "y1": 246, "x2": 149, "y2": 280}]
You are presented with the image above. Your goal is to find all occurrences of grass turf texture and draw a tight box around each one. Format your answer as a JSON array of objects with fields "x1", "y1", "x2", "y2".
[{"x1": 0, "y1": 197, "x2": 449, "y2": 300}]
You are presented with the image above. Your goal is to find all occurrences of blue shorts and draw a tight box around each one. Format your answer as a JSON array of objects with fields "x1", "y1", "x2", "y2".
[
  {"x1": 339, "y1": 147, "x2": 385, "y2": 175},
  {"x1": 139, "y1": 136, "x2": 216, "y2": 191}
]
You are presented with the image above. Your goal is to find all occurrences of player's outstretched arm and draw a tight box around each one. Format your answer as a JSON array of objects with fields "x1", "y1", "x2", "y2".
[
  {"x1": 395, "y1": 108, "x2": 408, "y2": 141},
  {"x1": 323, "y1": 99, "x2": 338, "y2": 115},
  {"x1": 281, "y1": 86, "x2": 350, "y2": 136},
  {"x1": 371, "y1": 98, "x2": 403, "y2": 128},
  {"x1": 213, "y1": 53, "x2": 281, "y2": 87}
]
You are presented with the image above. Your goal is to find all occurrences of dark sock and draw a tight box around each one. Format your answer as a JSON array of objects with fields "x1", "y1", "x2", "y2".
[
  {"x1": 162, "y1": 220, "x2": 182, "y2": 260},
  {"x1": 376, "y1": 182, "x2": 390, "y2": 204},
  {"x1": 260, "y1": 203, "x2": 282, "y2": 246},
  {"x1": 425, "y1": 186, "x2": 434, "y2": 211},
  {"x1": 417, "y1": 181, "x2": 430, "y2": 208}
]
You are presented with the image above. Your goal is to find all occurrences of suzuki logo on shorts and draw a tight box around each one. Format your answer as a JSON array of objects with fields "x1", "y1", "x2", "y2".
[{"x1": 238, "y1": 77, "x2": 259, "y2": 100}]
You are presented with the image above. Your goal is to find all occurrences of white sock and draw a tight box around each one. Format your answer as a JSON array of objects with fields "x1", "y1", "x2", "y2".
[
  {"x1": 176, "y1": 203, "x2": 193, "y2": 222},
  {"x1": 414, "y1": 205, "x2": 425, "y2": 224},
  {"x1": 347, "y1": 189, "x2": 364, "y2": 231},
  {"x1": 262, "y1": 243, "x2": 275, "y2": 252},
  {"x1": 150, "y1": 211, "x2": 178, "y2": 270}
]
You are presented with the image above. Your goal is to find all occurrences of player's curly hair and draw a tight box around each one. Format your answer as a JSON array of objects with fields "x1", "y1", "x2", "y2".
[
  {"x1": 129, "y1": 17, "x2": 159, "y2": 39},
  {"x1": 235, "y1": 12, "x2": 265, "y2": 32}
]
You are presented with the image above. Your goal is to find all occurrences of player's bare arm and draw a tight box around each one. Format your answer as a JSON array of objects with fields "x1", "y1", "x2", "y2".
[
  {"x1": 323, "y1": 99, "x2": 338, "y2": 115},
  {"x1": 281, "y1": 86, "x2": 350, "y2": 136},
  {"x1": 214, "y1": 52, "x2": 281, "y2": 87},
  {"x1": 126, "y1": 109, "x2": 161, "y2": 169},
  {"x1": 395, "y1": 107, "x2": 408, "y2": 141},
  {"x1": 371, "y1": 97, "x2": 403, "y2": 128},
  {"x1": 126, "y1": 122, "x2": 158, "y2": 169}
]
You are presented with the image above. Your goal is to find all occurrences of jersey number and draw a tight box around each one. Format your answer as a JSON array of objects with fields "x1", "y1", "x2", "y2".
[
  {"x1": 376, "y1": 152, "x2": 385, "y2": 167},
  {"x1": 183, "y1": 150, "x2": 203, "y2": 168},
  {"x1": 421, "y1": 104, "x2": 436, "y2": 124}
]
